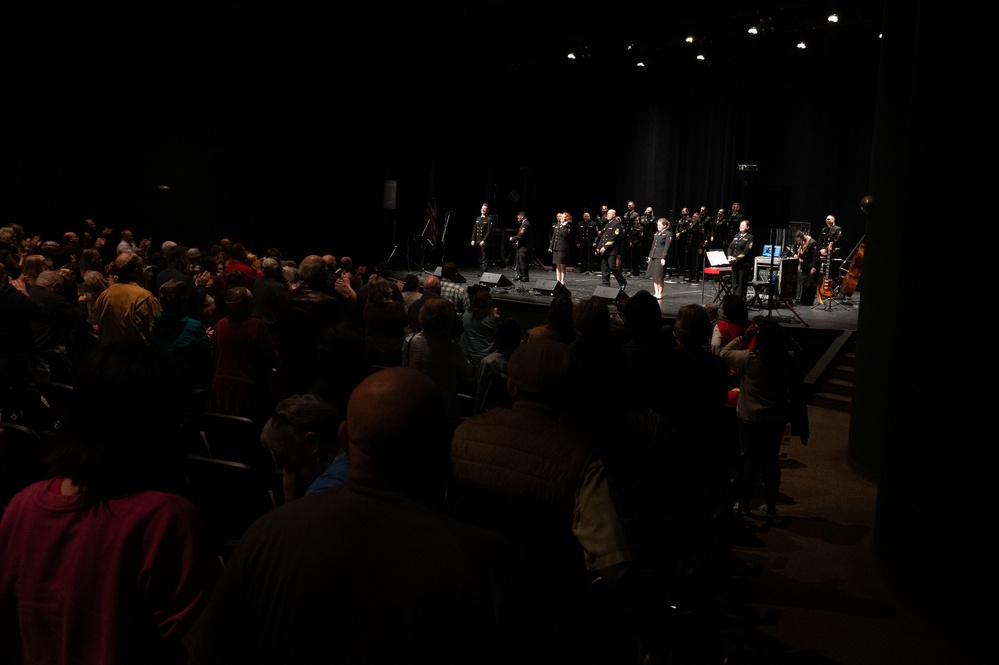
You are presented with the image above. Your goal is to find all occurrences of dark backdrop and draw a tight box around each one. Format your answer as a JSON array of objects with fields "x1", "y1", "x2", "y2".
[{"x1": 4, "y1": 4, "x2": 880, "y2": 269}]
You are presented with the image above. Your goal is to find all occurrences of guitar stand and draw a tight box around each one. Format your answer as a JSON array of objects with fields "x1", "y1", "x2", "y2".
[{"x1": 813, "y1": 284, "x2": 844, "y2": 311}]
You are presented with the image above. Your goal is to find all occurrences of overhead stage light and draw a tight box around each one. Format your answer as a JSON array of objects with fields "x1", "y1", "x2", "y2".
[
  {"x1": 797, "y1": 41, "x2": 807, "y2": 49},
  {"x1": 567, "y1": 51, "x2": 576, "y2": 59},
  {"x1": 828, "y1": 13, "x2": 839, "y2": 23},
  {"x1": 748, "y1": 26, "x2": 759, "y2": 35}
]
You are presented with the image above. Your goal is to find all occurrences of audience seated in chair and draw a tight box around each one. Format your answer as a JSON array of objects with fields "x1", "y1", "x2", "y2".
[
  {"x1": 260, "y1": 392, "x2": 346, "y2": 503},
  {"x1": 183, "y1": 366, "x2": 547, "y2": 665}
]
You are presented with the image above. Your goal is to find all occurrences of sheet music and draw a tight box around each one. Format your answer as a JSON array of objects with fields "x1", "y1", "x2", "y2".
[{"x1": 706, "y1": 250, "x2": 728, "y2": 267}]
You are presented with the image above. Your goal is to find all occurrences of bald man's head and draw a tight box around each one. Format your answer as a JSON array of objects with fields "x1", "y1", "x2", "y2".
[
  {"x1": 422, "y1": 274, "x2": 441, "y2": 294},
  {"x1": 340, "y1": 367, "x2": 450, "y2": 504}
]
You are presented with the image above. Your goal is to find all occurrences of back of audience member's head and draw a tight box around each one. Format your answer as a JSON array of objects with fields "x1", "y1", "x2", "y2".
[
  {"x1": 418, "y1": 295, "x2": 455, "y2": 337},
  {"x1": 620, "y1": 290, "x2": 664, "y2": 341},
  {"x1": 298, "y1": 255, "x2": 329, "y2": 290},
  {"x1": 673, "y1": 303, "x2": 713, "y2": 350},
  {"x1": 721, "y1": 294, "x2": 749, "y2": 326},
  {"x1": 506, "y1": 338, "x2": 579, "y2": 409},
  {"x1": 165, "y1": 244, "x2": 189, "y2": 269},
  {"x1": 572, "y1": 296, "x2": 611, "y2": 338},
  {"x1": 112, "y1": 251, "x2": 145, "y2": 284},
  {"x1": 224, "y1": 286, "x2": 254, "y2": 317},
  {"x1": 367, "y1": 274, "x2": 392, "y2": 306},
  {"x1": 34, "y1": 269, "x2": 65, "y2": 292},
  {"x1": 492, "y1": 316, "x2": 524, "y2": 356},
  {"x1": 441, "y1": 261, "x2": 460, "y2": 280},
  {"x1": 545, "y1": 292, "x2": 576, "y2": 340},
  {"x1": 78, "y1": 247, "x2": 105, "y2": 275},
  {"x1": 46, "y1": 341, "x2": 193, "y2": 513},
  {"x1": 402, "y1": 273, "x2": 420, "y2": 293},
  {"x1": 338, "y1": 256, "x2": 354, "y2": 273},
  {"x1": 469, "y1": 287, "x2": 495, "y2": 320},
  {"x1": 422, "y1": 274, "x2": 441, "y2": 295},
  {"x1": 82, "y1": 270, "x2": 109, "y2": 297},
  {"x1": 341, "y1": 366, "x2": 451, "y2": 507},
  {"x1": 158, "y1": 279, "x2": 190, "y2": 314}
]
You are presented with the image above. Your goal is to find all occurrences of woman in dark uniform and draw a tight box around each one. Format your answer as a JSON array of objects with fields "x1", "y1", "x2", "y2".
[
  {"x1": 646, "y1": 218, "x2": 672, "y2": 300},
  {"x1": 549, "y1": 211, "x2": 573, "y2": 285}
]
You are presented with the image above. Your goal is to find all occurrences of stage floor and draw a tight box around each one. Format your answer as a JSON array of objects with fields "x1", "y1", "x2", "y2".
[{"x1": 400, "y1": 264, "x2": 860, "y2": 333}]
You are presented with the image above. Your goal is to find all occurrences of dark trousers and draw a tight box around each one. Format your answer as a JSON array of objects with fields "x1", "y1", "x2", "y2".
[
  {"x1": 515, "y1": 247, "x2": 531, "y2": 280},
  {"x1": 475, "y1": 242, "x2": 489, "y2": 271},
  {"x1": 600, "y1": 253, "x2": 627, "y2": 287},
  {"x1": 731, "y1": 262, "x2": 751, "y2": 299},
  {"x1": 736, "y1": 417, "x2": 785, "y2": 513},
  {"x1": 578, "y1": 243, "x2": 596, "y2": 273}
]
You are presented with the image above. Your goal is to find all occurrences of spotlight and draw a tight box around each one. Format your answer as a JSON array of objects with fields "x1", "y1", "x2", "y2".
[
  {"x1": 828, "y1": 13, "x2": 839, "y2": 23},
  {"x1": 685, "y1": 35, "x2": 694, "y2": 44},
  {"x1": 636, "y1": 61, "x2": 645, "y2": 67},
  {"x1": 567, "y1": 51, "x2": 575, "y2": 59},
  {"x1": 696, "y1": 54, "x2": 705, "y2": 61},
  {"x1": 797, "y1": 41, "x2": 807, "y2": 49},
  {"x1": 748, "y1": 26, "x2": 758, "y2": 35}
]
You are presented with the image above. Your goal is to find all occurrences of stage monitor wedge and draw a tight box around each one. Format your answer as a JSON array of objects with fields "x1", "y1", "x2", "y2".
[
  {"x1": 479, "y1": 272, "x2": 514, "y2": 288},
  {"x1": 592, "y1": 285, "x2": 627, "y2": 304},
  {"x1": 532, "y1": 280, "x2": 569, "y2": 297}
]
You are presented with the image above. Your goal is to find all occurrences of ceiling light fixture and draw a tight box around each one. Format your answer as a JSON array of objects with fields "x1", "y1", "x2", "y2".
[
  {"x1": 828, "y1": 13, "x2": 839, "y2": 23},
  {"x1": 567, "y1": 51, "x2": 576, "y2": 59},
  {"x1": 748, "y1": 26, "x2": 759, "y2": 35},
  {"x1": 696, "y1": 54, "x2": 705, "y2": 61},
  {"x1": 797, "y1": 41, "x2": 807, "y2": 49},
  {"x1": 685, "y1": 35, "x2": 694, "y2": 44}
]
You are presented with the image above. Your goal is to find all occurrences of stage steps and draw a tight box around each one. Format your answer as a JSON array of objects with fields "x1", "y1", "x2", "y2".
[{"x1": 811, "y1": 341, "x2": 856, "y2": 412}]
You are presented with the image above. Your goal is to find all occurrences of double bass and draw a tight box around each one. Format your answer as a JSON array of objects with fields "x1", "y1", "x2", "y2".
[{"x1": 840, "y1": 236, "x2": 865, "y2": 297}]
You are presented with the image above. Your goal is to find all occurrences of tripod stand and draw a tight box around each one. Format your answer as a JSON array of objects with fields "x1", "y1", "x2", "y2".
[{"x1": 386, "y1": 216, "x2": 421, "y2": 273}]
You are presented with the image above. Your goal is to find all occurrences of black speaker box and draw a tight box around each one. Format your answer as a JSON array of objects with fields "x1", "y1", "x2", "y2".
[
  {"x1": 532, "y1": 280, "x2": 569, "y2": 297},
  {"x1": 479, "y1": 272, "x2": 514, "y2": 288},
  {"x1": 592, "y1": 285, "x2": 627, "y2": 303}
]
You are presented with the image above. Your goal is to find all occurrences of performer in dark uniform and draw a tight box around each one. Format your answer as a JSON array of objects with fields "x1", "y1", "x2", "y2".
[
  {"x1": 596, "y1": 208, "x2": 627, "y2": 289},
  {"x1": 727, "y1": 219, "x2": 755, "y2": 300},
  {"x1": 626, "y1": 211, "x2": 645, "y2": 277},
  {"x1": 575, "y1": 211, "x2": 598, "y2": 274},
  {"x1": 646, "y1": 217, "x2": 672, "y2": 300},
  {"x1": 470, "y1": 203, "x2": 495, "y2": 272},
  {"x1": 685, "y1": 211, "x2": 707, "y2": 283},
  {"x1": 817, "y1": 214, "x2": 843, "y2": 288},
  {"x1": 794, "y1": 229, "x2": 819, "y2": 305},
  {"x1": 709, "y1": 207, "x2": 730, "y2": 251},
  {"x1": 670, "y1": 207, "x2": 692, "y2": 276},
  {"x1": 640, "y1": 206, "x2": 656, "y2": 268},
  {"x1": 549, "y1": 211, "x2": 572, "y2": 285},
  {"x1": 508, "y1": 211, "x2": 533, "y2": 282}
]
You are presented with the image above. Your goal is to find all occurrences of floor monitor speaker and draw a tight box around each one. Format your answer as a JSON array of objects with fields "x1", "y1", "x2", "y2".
[
  {"x1": 592, "y1": 285, "x2": 627, "y2": 303},
  {"x1": 479, "y1": 272, "x2": 514, "y2": 288},
  {"x1": 432, "y1": 266, "x2": 443, "y2": 277},
  {"x1": 532, "y1": 280, "x2": 569, "y2": 297}
]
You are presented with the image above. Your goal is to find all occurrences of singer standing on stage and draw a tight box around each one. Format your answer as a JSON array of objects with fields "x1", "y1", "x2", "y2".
[
  {"x1": 508, "y1": 211, "x2": 533, "y2": 283},
  {"x1": 646, "y1": 218, "x2": 672, "y2": 300},
  {"x1": 470, "y1": 203, "x2": 494, "y2": 272},
  {"x1": 596, "y1": 209, "x2": 627, "y2": 290},
  {"x1": 549, "y1": 212, "x2": 572, "y2": 285},
  {"x1": 727, "y1": 219, "x2": 755, "y2": 300},
  {"x1": 575, "y1": 211, "x2": 598, "y2": 275}
]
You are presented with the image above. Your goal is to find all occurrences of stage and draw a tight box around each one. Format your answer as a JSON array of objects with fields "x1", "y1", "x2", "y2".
[{"x1": 398, "y1": 263, "x2": 859, "y2": 332}]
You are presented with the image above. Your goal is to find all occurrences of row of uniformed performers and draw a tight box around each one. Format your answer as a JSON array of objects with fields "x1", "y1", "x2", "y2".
[{"x1": 561, "y1": 201, "x2": 746, "y2": 281}]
